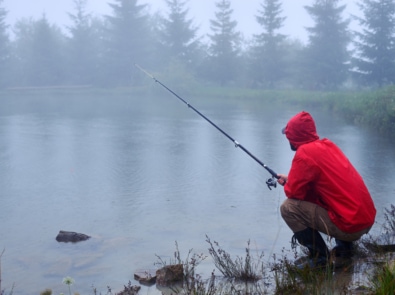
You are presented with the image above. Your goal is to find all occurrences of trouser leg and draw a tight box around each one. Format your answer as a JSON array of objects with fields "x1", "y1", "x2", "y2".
[{"x1": 280, "y1": 198, "x2": 371, "y2": 241}]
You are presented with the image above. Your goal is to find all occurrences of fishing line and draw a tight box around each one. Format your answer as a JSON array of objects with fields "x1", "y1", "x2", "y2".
[{"x1": 135, "y1": 64, "x2": 279, "y2": 190}]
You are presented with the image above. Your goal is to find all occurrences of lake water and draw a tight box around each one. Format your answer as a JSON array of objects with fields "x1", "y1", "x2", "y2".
[{"x1": 0, "y1": 92, "x2": 393, "y2": 294}]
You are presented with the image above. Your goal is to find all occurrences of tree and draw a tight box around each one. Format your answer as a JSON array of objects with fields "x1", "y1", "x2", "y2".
[
  {"x1": 66, "y1": 0, "x2": 99, "y2": 85},
  {"x1": 105, "y1": 0, "x2": 153, "y2": 86},
  {"x1": 304, "y1": 0, "x2": 351, "y2": 90},
  {"x1": 352, "y1": 0, "x2": 395, "y2": 87},
  {"x1": 206, "y1": 0, "x2": 241, "y2": 85},
  {"x1": 13, "y1": 16, "x2": 66, "y2": 87},
  {"x1": 250, "y1": 0, "x2": 287, "y2": 88},
  {"x1": 0, "y1": 0, "x2": 10, "y2": 88},
  {"x1": 158, "y1": 0, "x2": 201, "y2": 67}
]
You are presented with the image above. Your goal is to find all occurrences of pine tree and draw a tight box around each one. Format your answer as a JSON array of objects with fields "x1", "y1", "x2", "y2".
[
  {"x1": 105, "y1": 0, "x2": 152, "y2": 86},
  {"x1": 13, "y1": 16, "x2": 65, "y2": 87},
  {"x1": 66, "y1": 0, "x2": 98, "y2": 85},
  {"x1": 0, "y1": 0, "x2": 10, "y2": 88},
  {"x1": 206, "y1": 0, "x2": 241, "y2": 85},
  {"x1": 159, "y1": 0, "x2": 200, "y2": 66},
  {"x1": 352, "y1": 0, "x2": 395, "y2": 87},
  {"x1": 304, "y1": 0, "x2": 350, "y2": 90},
  {"x1": 250, "y1": 0, "x2": 287, "y2": 88}
]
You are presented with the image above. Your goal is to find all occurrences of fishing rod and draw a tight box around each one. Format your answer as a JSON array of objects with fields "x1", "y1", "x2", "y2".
[{"x1": 135, "y1": 64, "x2": 279, "y2": 190}]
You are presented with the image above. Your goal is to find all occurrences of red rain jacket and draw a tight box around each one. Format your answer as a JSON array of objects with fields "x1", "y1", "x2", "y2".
[{"x1": 283, "y1": 111, "x2": 376, "y2": 233}]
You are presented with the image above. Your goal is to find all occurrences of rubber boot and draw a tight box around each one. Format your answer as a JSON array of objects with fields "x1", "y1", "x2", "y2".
[
  {"x1": 332, "y1": 239, "x2": 354, "y2": 258},
  {"x1": 292, "y1": 227, "x2": 330, "y2": 269}
]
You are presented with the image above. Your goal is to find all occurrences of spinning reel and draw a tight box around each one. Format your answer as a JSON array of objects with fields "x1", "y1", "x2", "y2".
[{"x1": 266, "y1": 177, "x2": 277, "y2": 190}]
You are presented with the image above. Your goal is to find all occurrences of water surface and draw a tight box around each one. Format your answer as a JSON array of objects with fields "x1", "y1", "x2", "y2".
[{"x1": 0, "y1": 93, "x2": 393, "y2": 294}]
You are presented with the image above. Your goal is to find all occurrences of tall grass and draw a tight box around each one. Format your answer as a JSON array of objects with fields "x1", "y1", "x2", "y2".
[{"x1": 370, "y1": 262, "x2": 395, "y2": 295}]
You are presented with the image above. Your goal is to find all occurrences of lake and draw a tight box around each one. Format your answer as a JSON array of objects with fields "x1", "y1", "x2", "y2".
[{"x1": 0, "y1": 92, "x2": 393, "y2": 294}]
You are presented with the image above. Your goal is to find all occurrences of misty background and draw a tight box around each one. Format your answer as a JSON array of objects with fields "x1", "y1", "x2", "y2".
[
  {"x1": 1, "y1": 0, "x2": 392, "y2": 90},
  {"x1": 2, "y1": 0, "x2": 360, "y2": 42},
  {"x1": 1, "y1": 1, "x2": 395, "y2": 294}
]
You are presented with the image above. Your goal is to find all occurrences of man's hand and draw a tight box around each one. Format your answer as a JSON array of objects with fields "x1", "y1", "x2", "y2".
[{"x1": 277, "y1": 174, "x2": 288, "y2": 186}]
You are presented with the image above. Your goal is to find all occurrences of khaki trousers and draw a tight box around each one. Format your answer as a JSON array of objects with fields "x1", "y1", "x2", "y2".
[{"x1": 280, "y1": 198, "x2": 371, "y2": 242}]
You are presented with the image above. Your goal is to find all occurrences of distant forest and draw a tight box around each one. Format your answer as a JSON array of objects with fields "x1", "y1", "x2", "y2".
[{"x1": 1, "y1": 0, "x2": 395, "y2": 90}]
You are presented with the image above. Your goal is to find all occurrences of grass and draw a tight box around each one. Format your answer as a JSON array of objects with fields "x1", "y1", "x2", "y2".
[
  {"x1": 370, "y1": 261, "x2": 395, "y2": 295},
  {"x1": 206, "y1": 235, "x2": 266, "y2": 282}
]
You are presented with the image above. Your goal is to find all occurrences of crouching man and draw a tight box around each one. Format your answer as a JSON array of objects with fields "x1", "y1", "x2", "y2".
[{"x1": 277, "y1": 111, "x2": 376, "y2": 268}]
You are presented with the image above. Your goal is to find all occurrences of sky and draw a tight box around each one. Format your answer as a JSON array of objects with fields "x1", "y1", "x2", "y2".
[{"x1": 2, "y1": 0, "x2": 360, "y2": 43}]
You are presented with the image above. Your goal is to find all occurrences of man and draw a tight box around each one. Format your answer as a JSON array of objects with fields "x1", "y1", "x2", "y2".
[{"x1": 277, "y1": 111, "x2": 376, "y2": 268}]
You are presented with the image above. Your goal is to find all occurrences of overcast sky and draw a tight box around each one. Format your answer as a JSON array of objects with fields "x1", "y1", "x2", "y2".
[{"x1": 2, "y1": 0, "x2": 360, "y2": 43}]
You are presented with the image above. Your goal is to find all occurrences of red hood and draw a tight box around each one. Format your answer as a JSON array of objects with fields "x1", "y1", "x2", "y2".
[{"x1": 283, "y1": 111, "x2": 319, "y2": 148}]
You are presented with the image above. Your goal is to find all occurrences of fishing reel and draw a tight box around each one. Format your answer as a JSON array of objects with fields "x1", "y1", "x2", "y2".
[{"x1": 266, "y1": 177, "x2": 277, "y2": 190}]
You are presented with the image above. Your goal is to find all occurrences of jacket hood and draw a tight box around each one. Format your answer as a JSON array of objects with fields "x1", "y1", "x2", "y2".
[{"x1": 283, "y1": 111, "x2": 319, "y2": 148}]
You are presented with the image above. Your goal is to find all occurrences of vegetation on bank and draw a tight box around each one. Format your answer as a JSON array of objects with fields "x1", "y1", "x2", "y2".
[
  {"x1": 193, "y1": 85, "x2": 395, "y2": 136},
  {"x1": 2, "y1": 84, "x2": 395, "y2": 135}
]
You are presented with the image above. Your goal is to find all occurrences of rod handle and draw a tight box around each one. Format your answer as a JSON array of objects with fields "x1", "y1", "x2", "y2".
[{"x1": 264, "y1": 166, "x2": 279, "y2": 179}]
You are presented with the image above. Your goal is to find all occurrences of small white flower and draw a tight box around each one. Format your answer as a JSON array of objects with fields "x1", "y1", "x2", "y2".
[{"x1": 62, "y1": 276, "x2": 75, "y2": 286}]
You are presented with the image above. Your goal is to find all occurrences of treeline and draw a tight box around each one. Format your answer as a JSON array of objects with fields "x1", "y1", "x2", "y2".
[{"x1": 1, "y1": 0, "x2": 395, "y2": 90}]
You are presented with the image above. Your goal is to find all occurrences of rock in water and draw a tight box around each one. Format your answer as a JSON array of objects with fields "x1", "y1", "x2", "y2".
[
  {"x1": 134, "y1": 269, "x2": 157, "y2": 286},
  {"x1": 55, "y1": 230, "x2": 91, "y2": 243},
  {"x1": 155, "y1": 264, "x2": 183, "y2": 287}
]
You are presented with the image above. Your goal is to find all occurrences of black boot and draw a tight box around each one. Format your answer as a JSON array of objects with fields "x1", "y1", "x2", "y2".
[
  {"x1": 292, "y1": 227, "x2": 330, "y2": 269},
  {"x1": 332, "y1": 239, "x2": 354, "y2": 258}
]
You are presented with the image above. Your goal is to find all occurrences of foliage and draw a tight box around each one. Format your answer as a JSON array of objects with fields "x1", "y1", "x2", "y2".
[
  {"x1": 270, "y1": 248, "x2": 341, "y2": 295},
  {"x1": 304, "y1": 0, "x2": 351, "y2": 90},
  {"x1": 206, "y1": 235, "x2": 266, "y2": 282},
  {"x1": 333, "y1": 86, "x2": 395, "y2": 133},
  {"x1": 3, "y1": 1, "x2": 395, "y2": 89},
  {"x1": 250, "y1": 0, "x2": 287, "y2": 88},
  {"x1": 155, "y1": 241, "x2": 210, "y2": 295},
  {"x1": 158, "y1": 0, "x2": 201, "y2": 69},
  {"x1": 205, "y1": 0, "x2": 241, "y2": 86},
  {"x1": 12, "y1": 16, "x2": 66, "y2": 87},
  {"x1": 0, "y1": 0, "x2": 9, "y2": 89},
  {"x1": 370, "y1": 262, "x2": 395, "y2": 295},
  {"x1": 66, "y1": 0, "x2": 99, "y2": 85},
  {"x1": 352, "y1": 0, "x2": 395, "y2": 87},
  {"x1": 105, "y1": 0, "x2": 152, "y2": 86},
  {"x1": 383, "y1": 204, "x2": 395, "y2": 234}
]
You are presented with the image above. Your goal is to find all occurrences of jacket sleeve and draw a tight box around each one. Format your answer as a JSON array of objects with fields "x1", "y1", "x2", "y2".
[{"x1": 284, "y1": 151, "x2": 320, "y2": 202}]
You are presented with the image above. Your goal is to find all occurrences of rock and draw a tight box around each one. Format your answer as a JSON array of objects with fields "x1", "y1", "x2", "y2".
[
  {"x1": 55, "y1": 230, "x2": 91, "y2": 243},
  {"x1": 155, "y1": 264, "x2": 183, "y2": 287},
  {"x1": 364, "y1": 231, "x2": 395, "y2": 253},
  {"x1": 134, "y1": 269, "x2": 156, "y2": 286},
  {"x1": 116, "y1": 284, "x2": 141, "y2": 295}
]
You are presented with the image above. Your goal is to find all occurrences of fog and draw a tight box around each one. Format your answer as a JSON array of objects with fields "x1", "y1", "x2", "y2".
[{"x1": 3, "y1": 0, "x2": 360, "y2": 43}]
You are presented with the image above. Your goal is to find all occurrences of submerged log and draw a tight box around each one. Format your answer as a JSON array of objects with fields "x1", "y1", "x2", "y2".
[{"x1": 55, "y1": 230, "x2": 91, "y2": 243}]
